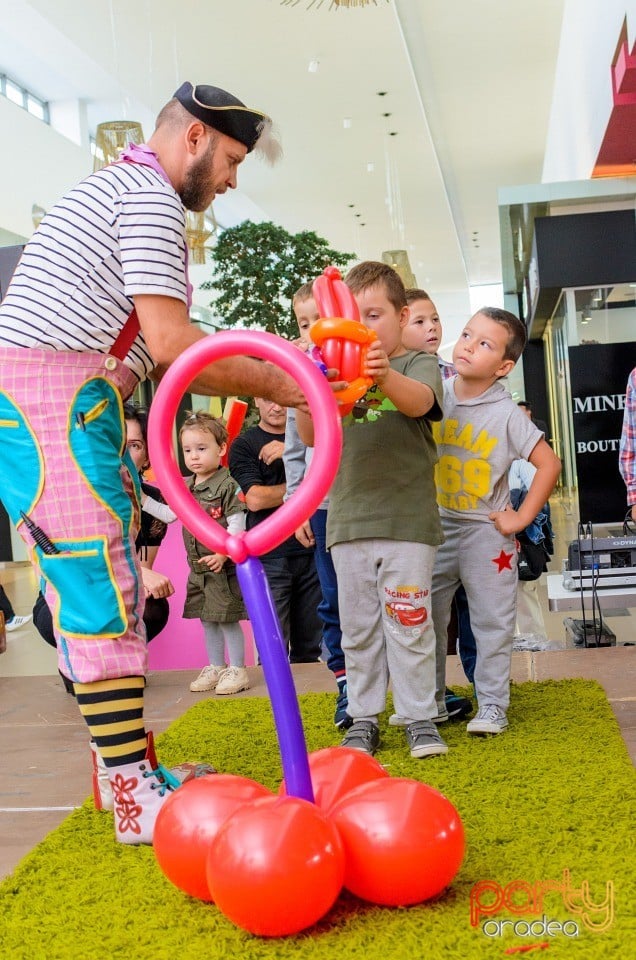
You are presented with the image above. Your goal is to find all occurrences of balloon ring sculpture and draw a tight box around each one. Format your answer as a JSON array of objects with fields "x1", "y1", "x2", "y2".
[
  {"x1": 148, "y1": 328, "x2": 342, "y2": 802},
  {"x1": 147, "y1": 296, "x2": 464, "y2": 939}
]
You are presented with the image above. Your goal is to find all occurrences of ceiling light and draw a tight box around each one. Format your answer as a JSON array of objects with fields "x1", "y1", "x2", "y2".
[
  {"x1": 308, "y1": 59, "x2": 320, "y2": 73},
  {"x1": 343, "y1": 117, "x2": 352, "y2": 129},
  {"x1": 591, "y1": 289, "x2": 603, "y2": 303},
  {"x1": 581, "y1": 311, "x2": 591, "y2": 324}
]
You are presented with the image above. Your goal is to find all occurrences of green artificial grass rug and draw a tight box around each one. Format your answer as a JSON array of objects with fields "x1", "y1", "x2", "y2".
[{"x1": 1, "y1": 679, "x2": 634, "y2": 959}]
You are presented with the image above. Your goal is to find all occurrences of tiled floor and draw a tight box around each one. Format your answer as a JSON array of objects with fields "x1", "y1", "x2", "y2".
[{"x1": 1, "y1": 495, "x2": 635, "y2": 881}]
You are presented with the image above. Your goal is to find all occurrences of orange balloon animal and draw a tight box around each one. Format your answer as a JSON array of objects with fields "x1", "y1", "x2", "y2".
[{"x1": 311, "y1": 266, "x2": 377, "y2": 415}]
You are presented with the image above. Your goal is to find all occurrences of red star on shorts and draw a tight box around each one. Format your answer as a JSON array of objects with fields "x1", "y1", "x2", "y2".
[{"x1": 492, "y1": 549, "x2": 513, "y2": 572}]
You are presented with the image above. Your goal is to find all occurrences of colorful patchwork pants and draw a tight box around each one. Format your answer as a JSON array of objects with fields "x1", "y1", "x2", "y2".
[{"x1": 0, "y1": 347, "x2": 147, "y2": 682}]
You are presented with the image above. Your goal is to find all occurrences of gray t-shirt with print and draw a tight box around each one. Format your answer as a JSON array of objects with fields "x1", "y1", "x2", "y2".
[{"x1": 432, "y1": 378, "x2": 542, "y2": 522}]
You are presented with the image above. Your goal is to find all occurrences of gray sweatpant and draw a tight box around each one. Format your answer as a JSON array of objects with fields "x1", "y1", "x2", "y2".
[
  {"x1": 331, "y1": 538, "x2": 438, "y2": 724},
  {"x1": 431, "y1": 518, "x2": 517, "y2": 711}
]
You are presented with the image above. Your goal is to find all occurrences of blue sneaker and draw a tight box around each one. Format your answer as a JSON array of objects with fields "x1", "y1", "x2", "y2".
[
  {"x1": 444, "y1": 687, "x2": 473, "y2": 720},
  {"x1": 334, "y1": 682, "x2": 353, "y2": 729}
]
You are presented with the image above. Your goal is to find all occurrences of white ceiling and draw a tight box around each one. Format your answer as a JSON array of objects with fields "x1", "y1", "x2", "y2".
[{"x1": 0, "y1": 0, "x2": 566, "y2": 321}]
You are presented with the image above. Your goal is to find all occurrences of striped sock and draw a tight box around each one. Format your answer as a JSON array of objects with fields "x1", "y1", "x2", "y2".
[{"x1": 75, "y1": 677, "x2": 147, "y2": 768}]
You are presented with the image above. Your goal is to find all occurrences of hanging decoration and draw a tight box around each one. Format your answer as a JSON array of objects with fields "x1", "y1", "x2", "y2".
[
  {"x1": 31, "y1": 204, "x2": 46, "y2": 231},
  {"x1": 281, "y1": 0, "x2": 383, "y2": 9},
  {"x1": 382, "y1": 249, "x2": 417, "y2": 288},
  {"x1": 93, "y1": 121, "x2": 145, "y2": 172},
  {"x1": 185, "y1": 210, "x2": 216, "y2": 265}
]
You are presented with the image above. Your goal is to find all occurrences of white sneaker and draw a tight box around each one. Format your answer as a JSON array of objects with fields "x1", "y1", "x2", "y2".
[
  {"x1": 215, "y1": 665, "x2": 250, "y2": 696},
  {"x1": 90, "y1": 741, "x2": 114, "y2": 812},
  {"x1": 513, "y1": 633, "x2": 549, "y2": 651},
  {"x1": 189, "y1": 665, "x2": 226, "y2": 693},
  {"x1": 467, "y1": 704, "x2": 509, "y2": 736},
  {"x1": 5, "y1": 614, "x2": 32, "y2": 632}
]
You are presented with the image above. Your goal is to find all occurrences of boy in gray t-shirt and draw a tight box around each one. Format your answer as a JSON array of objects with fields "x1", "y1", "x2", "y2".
[{"x1": 431, "y1": 308, "x2": 561, "y2": 735}]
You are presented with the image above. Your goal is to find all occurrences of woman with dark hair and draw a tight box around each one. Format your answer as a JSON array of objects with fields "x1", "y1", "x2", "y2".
[{"x1": 33, "y1": 403, "x2": 176, "y2": 690}]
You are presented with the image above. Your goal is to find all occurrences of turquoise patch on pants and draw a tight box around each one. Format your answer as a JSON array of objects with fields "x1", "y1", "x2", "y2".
[
  {"x1": 0, "y1": 390, "x2": 43, "y2": 524},
  {"x1": 68, "y1": 378, "x2": 138, "y2": 523},
  {"x1": 67, "y1": 377, "x2": 141, "y2": 634},
  {"x1": 38, "y1": 537, "x2": 127, "y2": 638}
]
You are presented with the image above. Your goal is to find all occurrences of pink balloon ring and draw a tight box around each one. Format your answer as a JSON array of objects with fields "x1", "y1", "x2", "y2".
[{"x1": 147, "y1": 331, "x2": 342, "y2": 563}]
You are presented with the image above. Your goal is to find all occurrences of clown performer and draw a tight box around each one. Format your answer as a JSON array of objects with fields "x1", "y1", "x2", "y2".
[{"x1": 0, "y1": 81, "x2": 307, "y2": 845}]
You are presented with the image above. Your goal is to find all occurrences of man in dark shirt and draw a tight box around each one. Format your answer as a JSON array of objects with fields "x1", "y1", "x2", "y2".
[{"x1": 229, "y1": 398, "x2": 322, "y2": 663}]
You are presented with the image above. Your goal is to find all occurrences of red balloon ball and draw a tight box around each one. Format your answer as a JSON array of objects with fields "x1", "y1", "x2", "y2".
[
  {"x1": 279, "y1": 747, "x2": 389, "y2": 813},
  {"x1": 207, "y1": 795, "x2": 345, "y2": 937},
  {"x1": 330, "y1": 777, "x2": 465, "y2": 906},
  {"x1": 154, "y1": 774, "x2": 271, "y2": 900}
]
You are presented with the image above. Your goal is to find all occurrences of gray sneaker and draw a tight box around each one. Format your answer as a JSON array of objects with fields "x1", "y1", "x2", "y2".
[
  {"x1": 340, "y1": 720, "x2": 380, "y2": 756},
  {"x1": 405, "y1": 720, "x2": 448, "y2": 758},
  {"x1": 467, "y1": 704, "x2": 508, "y2": 735}
]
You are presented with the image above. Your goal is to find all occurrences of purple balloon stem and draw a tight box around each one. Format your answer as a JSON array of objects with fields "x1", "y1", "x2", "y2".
[{"x1": 236, "y1": 556, "x2": 314, "y2": 803}]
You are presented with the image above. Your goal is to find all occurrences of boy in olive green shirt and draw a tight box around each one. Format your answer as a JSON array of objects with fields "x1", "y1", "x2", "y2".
[{"x1": 298, "y1": 261, "x2": 445, "y2": 760}]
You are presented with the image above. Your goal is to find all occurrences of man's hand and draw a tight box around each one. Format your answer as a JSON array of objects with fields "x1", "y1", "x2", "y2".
[
  {"x1": 325, "y1": 369, "x2": 350, "y2": 397},
  {"x1": 294, "y1": 520, "x2": 315, "y2": 548},
  {"x1": 259, "y1": 440, "x2": 285, "y2": 465},
  {"x1": 134, "y1": 295, "x2": 311, "y2": 413},
  {"x1": 141, "y1": 566, "x2": 174, "y2": 600},
  {"x1": 260, "y1": 362, "x2": 311, "y2": 414},
  {"x1": 200, "y1": 553, "x2": 228, "y2": 573}
]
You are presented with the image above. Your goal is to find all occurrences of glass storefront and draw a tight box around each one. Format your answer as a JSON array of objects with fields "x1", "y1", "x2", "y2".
[{"x1": 543, "y1": 283, "x2": 636, "y2": 521}]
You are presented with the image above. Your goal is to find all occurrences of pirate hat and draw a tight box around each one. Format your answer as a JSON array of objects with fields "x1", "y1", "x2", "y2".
[{"x1": 173, "y1": 81, "x2": 273, "y2": 154}]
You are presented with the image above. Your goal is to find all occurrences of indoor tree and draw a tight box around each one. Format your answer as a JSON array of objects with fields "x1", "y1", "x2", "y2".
[{"x1": 202, "y1": 220, "x2": 356, "y2": 341}]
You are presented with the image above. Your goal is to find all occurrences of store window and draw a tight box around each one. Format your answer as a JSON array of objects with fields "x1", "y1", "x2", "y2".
[
  {"x1": 569, "y1": 284, "x2": 636, "y2": 347},
  {"x1": 544, "y1": 283, "x2": 636, "y2": 522}
]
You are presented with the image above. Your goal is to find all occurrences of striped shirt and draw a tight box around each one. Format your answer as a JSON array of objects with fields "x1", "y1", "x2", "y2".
[
  {"x1": 619, "y1": 368, "x2": 636, "y2": 505},
  {"x1": 0, "y1": 161, "x2": 188, "y2": 381},
  {"x1": 438, "y1": 356, "x2": 457, "y2": 381}
]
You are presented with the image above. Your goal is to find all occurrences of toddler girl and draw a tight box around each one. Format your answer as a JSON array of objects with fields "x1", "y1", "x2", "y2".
[{"x1": 180, "y1": 411, "x2": 249, "y2": 695}]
